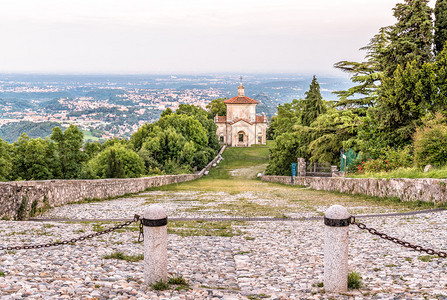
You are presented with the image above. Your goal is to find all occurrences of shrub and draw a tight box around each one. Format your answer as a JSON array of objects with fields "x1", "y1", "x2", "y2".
[
  {"x1": 347, "y1": 271, "x2": 362, "y2": 289},
  {"x1": 354, "y1": 147, "x2": 413, "y2": 175},
  {"x1": 414, "y1": 124, "x2": 447, "y2": 167}
]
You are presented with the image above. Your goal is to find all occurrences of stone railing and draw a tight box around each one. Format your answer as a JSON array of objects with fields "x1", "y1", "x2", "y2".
[
  {"x1": 1, "y1": 146, "x2": 227, "y2": 220},
  {"x1": 261, "y1": 175, "x2": 447, "y2": 204},
  {"x1": 198, "y1": 145, "x2": 226, "y2": 176},
  {"x1": 0, "y1": 174, "x2": 200, "y2": 220}
]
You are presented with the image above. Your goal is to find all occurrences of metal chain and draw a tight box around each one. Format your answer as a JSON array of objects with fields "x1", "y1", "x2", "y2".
[
  {"x1": 0, "y1": 214, "x2": 141, "y2": 251},
  {"x1": 350, "y1": 217, "x2": 447, "y2": 258}
]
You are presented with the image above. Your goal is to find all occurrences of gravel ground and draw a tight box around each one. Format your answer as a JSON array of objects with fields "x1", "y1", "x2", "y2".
[{"x1": 1, "y1": 188, "x2": 447, "y2": 299}]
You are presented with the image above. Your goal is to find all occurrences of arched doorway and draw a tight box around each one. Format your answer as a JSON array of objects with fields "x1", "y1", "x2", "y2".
[{"x1": 237, "y1": 131, "x2": 246, "y2": 147}]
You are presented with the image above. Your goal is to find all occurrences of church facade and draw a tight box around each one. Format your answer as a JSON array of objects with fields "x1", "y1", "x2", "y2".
[{"x1": 214, "y1": 84, "x2": 267, "y2": 147}]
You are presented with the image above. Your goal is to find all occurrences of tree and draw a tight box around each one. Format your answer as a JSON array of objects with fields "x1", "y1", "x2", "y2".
[
  {"x1": 333, "y1": 28, "x2": 388, "y2": 114},
  {"x1": 0, "y1": 138, "x2": 11, "y2": 181},
  {"x1": 301, "y1": 76, "x2": 326, "y2": 126},
  {"x1": 307, "y1": 109, "x2": 362, "y2": 164},
  {"x1": 206, "y1": 98, "x2": 227, "y2": 117},
  {"x1": 104, "y1": 148, "x2": 125, "y2": 178},
  {"x1": 50, "y1": 125, "x2": 87, "y2": 179},
  {"x1": 435, "y1": 0, "x2": 447, "y2": 54},
  {"x1": 87, "y1": 145, "x2": 145, "y2": 179},
  {"x1": 130, "y1": 123, "x2": 162, "y2": 152},
  {"x1": 83, "y1": 141, "x2": 102, "y2": 160},
  {"x1": 157, "y1": 114, "x2": 208, "y2": 148},
  {"x1": 270, "y1": 99, "x2": 303, "y2": 139},
  {"x1": 374, "y1": 60, "x2": 437, "y2": 147},
  {"x1": 434, "y1": 43, "x2": 447, "y2": 111},
  {"x1": 265, "y1": 131, "x2": 304, "y2": 175},
  {"x1": 11, "y1": 134, "x2": 58, "y2": 180},
  {"x1": 174, "y1": 104, "x2": 220, "y2": 152},
  {"x1": 382, "y1": 0, "x2": 434, "y2": 76}
]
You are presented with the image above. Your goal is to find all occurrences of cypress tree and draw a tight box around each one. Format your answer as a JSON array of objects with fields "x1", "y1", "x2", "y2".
[
  {"x1": 301, "y1": 75, "x2": 326, "y2": 127},
  {"x1": 435, "y1": 0, "x2": 447, "y2": 54}
]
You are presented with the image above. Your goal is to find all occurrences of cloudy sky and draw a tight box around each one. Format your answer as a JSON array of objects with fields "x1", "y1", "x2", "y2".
[{"x1": 0, "y1": 0, "x2": 436, "y2": 75}]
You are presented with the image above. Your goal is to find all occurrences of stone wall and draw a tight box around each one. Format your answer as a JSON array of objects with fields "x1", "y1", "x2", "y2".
[
  {"x1": 0, "y1": 174, "x2": 200, "y2": 220},
  {"x1": 0, "y1": 145, "x2": 227, "y2": 220},
  {"x1": 261, "y1": 176, "x2": 447, "y2": 204}
]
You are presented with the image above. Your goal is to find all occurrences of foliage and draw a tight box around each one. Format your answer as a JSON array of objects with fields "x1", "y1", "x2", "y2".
[
  {"x1": 10, "y1": 134, "x2": 59, "y2": 180},
  {"x1": 206, "y1": 97, "x2": 227, "y2": 117},
  {"x1": 301, "y1": 75, "x2": 326, "y2": 126},
  {"x1": 333, "y1": 28, "x2": 388, "y2": 114},
  {"x1": 151, "y1": 280, "x2": 170, "y2": 291},
  {"x1": 0, "y1": 138, "x2": 12, "y2": 181},
  {"x1": 346, "y1": 165, "x2": 447, "y2": 179},
  {"x1": 307, "y1": 108, "x2": 361, "y2": 164},
  {"x1": 83, "y1": 141, "x2": 102, "y2": 160},
  {"x1": 269, "y1": 99, "x2": 303, "y2": 139},
  {"x1": 157, "y1": 113, "x2": 208, "y2": 148},
  {"x1": 16, "y1": 196, "x2": 28, "y2": 221},
  {"x1": 51, "y1": 125, "x2": 87, "y2": 179},
  {"x1": 174, "y1": 104, "x2": 220, "y2": 152},
  {"x1": 0, "y1": 121, "x2": 61, "y2": 143},
  {"x1": 353, "y1": 147, "x2": 413, "y2": 174},
  {"x1": 265, "y1": 132, "x2": 304, "y2": 175},
  {"x1": 86, "y1": 145, "x2": 145, "y2": 179},
  {"x1": 374, "y1": 61, "x2": 436, "y2": 147},
  {"x1": 413, "y1": 117, "x2": 447, "y2": 167},
  {"x1": 347, "y1": 271, "x2": 362, "y2": 289},
  {"x1": 104, "y1": 148, "x2": 125, "y2": 178},
  {"x1": 382, "y1": 0, "x2": 433, "y2": 76},
  {"x1": 130, "y1": 105, "x2": 218, "y2": 175},
  {"x1": 130, "y1": 123, "x2": 162, "y2": 152},
  {"x1": 435, "y1": 0, "x2": 447, "y2": 54}
]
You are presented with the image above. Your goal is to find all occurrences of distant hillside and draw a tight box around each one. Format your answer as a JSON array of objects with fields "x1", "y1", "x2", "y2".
[{"x1": 0, "y1": 121, "x2": 61, "y2": 143}]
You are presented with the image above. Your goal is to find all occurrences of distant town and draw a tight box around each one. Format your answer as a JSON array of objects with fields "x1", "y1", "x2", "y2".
[{"x1": 0, "y1": 74, "x2": 352, "y2": 142}]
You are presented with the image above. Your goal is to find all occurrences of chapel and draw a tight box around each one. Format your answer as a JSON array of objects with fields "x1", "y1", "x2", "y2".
[{"x1": 214, "y1": 83, "x2": 267, "y2": 147}]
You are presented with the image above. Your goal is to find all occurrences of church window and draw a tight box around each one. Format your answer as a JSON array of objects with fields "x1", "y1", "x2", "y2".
[
  {"x1": 220, "y1": 136, "x2": 224, "y2": 142},
  {"x1": 258, "y1": 135, "x2": 262, "y2": 143},
  {"x1": 239, "y1": 133, "x2": 244, "y2": 142}
]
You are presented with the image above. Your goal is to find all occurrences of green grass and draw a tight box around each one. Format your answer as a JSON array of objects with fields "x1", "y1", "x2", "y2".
[
  {"x1": 103, "y1": 251, "x2": 144, "y2": 262},
  {"x1": 347, "y1": 271, "x2": 362, "y2": 289},
  {"x1": 151, "y1": 280, "x2": 170, "y2": 291},
  {"x1": 348, "y1": 166, "x2": 447, "y2": 179},
  {"x1": 151, "y1": 276, "x2": 189, "y2": 291},
  {"x1": 167, "y1": 221, "x2": 243, "y2": 237},
  {"x1": 168, "y1": 276, "x2": 188, "y2": 285},
  {"x1": 206, "y1": 142, "x2": 270, "y2": 179},
  {"x1": 418, "y1": 255, "x2": 436, "y2": 262}
]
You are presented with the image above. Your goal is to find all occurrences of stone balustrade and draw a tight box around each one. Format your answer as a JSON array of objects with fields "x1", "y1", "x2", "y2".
[{"x1": 261, "y1": 175, "x2": 447, "y2": 204}]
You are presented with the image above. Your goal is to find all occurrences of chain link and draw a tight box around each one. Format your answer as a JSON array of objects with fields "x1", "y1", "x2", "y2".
[
  {"x1": 0, "y1": 214, "x2": 141, "y2": 251},
  {"x1": 350, "y1": 217, "x2": 447, "y2": 258}
]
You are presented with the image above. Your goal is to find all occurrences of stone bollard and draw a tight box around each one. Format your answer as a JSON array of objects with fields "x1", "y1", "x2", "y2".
[
  {"x1": 143, "y1": 204, "x2": 168, "y2": 285},
  {"x1": 324, "y1": 205, "x2": 351, "y2": 293}
]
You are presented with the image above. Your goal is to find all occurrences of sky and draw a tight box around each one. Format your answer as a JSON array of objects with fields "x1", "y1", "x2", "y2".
[{"x1": 0, "y1": 0, "x2": 437, "y2": 76}]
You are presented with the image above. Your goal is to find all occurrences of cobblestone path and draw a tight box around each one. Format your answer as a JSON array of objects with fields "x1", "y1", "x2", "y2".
[{"x1": 1, "y1": 173, "x2": 446, "y2": 299}]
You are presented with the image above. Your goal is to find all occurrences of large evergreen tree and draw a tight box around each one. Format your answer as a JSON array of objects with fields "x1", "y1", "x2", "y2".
[
  {"x1": 382, "y1": 0, "x2": 434, "y2": 76},
  {"x1": 301, "y1": 76, "x2": 326, "y2": 126},
  {"x1": 435, "y1": 0, "x2": 447, "y2": 54},
  {"x1": 333, "y1": 28, "x2": 389, "y2": 114}
]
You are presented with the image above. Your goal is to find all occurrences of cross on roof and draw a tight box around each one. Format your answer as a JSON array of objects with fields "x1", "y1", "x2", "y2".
[{"x1": 239, "y1": 76, "x2": 243, "y2": 84}]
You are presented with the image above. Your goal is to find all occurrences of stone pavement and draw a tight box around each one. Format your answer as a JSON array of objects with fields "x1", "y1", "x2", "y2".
[{"x1": 1, "y1": 190, "x2": 447, "y2": 299}]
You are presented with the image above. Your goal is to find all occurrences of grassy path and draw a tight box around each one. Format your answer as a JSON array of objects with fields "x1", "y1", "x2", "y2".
[{"x1": 144, "y1": 144, "x2": 435, "y2": 218}]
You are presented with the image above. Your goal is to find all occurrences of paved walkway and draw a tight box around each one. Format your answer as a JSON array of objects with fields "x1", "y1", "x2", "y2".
[{"x1": 1, "y1": 181, "x2": 447, "y2": 299}]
